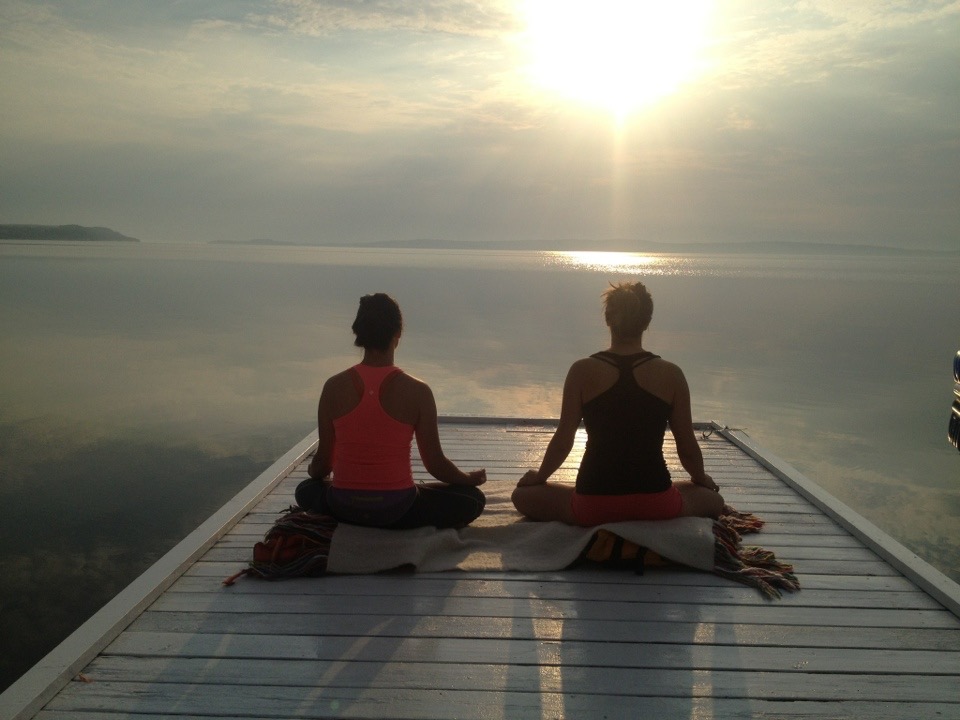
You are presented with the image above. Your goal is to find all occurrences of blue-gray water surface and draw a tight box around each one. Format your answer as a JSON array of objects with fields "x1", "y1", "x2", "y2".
[{"x1": 1, "y1": 242, "x2": 958, "y2": 691}]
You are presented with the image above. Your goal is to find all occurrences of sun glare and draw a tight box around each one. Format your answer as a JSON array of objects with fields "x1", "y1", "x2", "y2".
[
  {"x1": 520, "y1": 0, "x2": 713, "y2": 118},
  {"x1": 551, "y1": 251, "x2": 662, "y2": 274}
]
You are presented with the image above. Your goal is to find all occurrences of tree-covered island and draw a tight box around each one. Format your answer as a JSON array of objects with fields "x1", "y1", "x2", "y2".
[{"x1": 0, "y1": 224, "x2": 139, "y2": 242}]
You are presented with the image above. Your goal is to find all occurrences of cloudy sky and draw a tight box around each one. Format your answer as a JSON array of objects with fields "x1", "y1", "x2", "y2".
[{"x1": 1, "y1": 0, "x2": 957, "y2": 249}]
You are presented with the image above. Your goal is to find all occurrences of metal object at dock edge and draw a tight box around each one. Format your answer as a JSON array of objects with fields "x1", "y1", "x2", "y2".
[{"x1": 950, "y1": 351, "x2": 960, "y2": 451}]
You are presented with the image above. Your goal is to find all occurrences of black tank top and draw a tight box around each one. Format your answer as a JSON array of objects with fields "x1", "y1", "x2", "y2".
[{"x1": 575, "y1": 351, "x2": 673, "y2": 495}]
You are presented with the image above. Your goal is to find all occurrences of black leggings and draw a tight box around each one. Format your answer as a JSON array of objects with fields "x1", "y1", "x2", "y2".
[{"x1": 295, "y1": 478, "x2": 485, "y2": 530}]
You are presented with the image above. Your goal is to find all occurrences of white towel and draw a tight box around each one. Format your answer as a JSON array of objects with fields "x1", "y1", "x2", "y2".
[{"x1": 326, "y1": 481, "x2": 715, "y2": 574}]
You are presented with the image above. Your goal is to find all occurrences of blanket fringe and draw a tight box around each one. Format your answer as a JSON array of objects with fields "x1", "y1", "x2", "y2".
[
  {"x1": 720, "y1": 505, "x2": 765, "y2": 534},
  {"x1": 713, "y1": 509, "x2": 800, "y2": 599}
]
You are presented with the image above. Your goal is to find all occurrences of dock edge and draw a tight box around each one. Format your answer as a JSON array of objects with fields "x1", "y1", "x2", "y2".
[
  {"x1": 0, "y1": 431, "x2": 319, "y2": 720},
  {"x1": 718, "y1": 423, "x2": 960, "y2": 618}
]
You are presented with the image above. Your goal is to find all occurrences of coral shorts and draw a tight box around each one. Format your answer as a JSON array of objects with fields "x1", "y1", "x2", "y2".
[{"x1": 570, "y1": 485, "x2": 683, "y2": 527}]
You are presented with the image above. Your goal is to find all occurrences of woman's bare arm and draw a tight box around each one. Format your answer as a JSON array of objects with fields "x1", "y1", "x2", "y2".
[
  {"x1": 518, "y1": 362, "x2": 585, "y2": 486},
  {"x1": 669, "y1": 366, "x2": 718, "y2": 490},
  {"x1": 307, "y1": 378, "x2": 337, "y2": 479},
  {"x1": 414, "y1": 381, "x2": 486, "y2": 486}
]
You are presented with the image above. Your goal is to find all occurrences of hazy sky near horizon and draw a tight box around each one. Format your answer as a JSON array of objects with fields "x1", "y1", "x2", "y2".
[{"x1": 1, "y1": 0, "x2": 958, "y2": 249}]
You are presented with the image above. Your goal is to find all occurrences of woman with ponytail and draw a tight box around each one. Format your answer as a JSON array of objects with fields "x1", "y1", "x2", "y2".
[
  {"x1": 296, "y1": 293, "x2": 486, "y2": 529},
  {"x1": 512, "y1": 282, "x2": 723, "y2": 525}
]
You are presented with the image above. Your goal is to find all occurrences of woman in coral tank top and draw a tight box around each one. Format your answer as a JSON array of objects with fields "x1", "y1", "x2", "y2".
[{"x1": 296, "y1": 293, "x2": 486, "y2": 529}]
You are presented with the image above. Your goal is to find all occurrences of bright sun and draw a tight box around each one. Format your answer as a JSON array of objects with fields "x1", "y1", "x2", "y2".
[{"x1": 520, "y1": 0, "x2": 714, "y2": 118}]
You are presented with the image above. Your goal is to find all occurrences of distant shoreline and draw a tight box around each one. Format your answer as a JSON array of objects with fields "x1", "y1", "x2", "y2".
[
  {"x1": 0, "y1": 224, "x2": 139, "y2": 242},
  {"x1": 3, "y1": 229, "x2": 951, "y2": 256},
  {"x1": 212, "y1": 237, "x2": 958, "y2": 257}
]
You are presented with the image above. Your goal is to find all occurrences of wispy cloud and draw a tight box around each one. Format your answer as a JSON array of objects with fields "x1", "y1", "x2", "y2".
[
  {"x1": 250, "y1": 0, "x2": 519, "y2": 37},
  {"x1": 710, "y1": 0, "x2": 960, "y2": 87}
]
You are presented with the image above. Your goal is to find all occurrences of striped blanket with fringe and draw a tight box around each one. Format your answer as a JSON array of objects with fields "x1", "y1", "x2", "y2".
[
  {"x1": 712, "y1": 506, "x2": 799, "y2": 599},
  {"x1": 225, "y1": 503, "x2": 799, "y2": 599}
]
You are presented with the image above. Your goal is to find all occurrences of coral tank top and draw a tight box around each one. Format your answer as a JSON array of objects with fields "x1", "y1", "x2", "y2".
[{"x1": 332, "y1": 364, "x2": 415, "y2": 491}]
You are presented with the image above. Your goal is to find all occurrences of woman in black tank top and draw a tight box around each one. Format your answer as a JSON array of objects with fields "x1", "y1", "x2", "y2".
[{"x1": 512, "y1": 282, "x2": 724, "y2": 525}]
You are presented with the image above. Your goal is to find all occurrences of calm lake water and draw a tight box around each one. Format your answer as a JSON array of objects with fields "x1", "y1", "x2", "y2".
[{"x1": 1, "y1": 241, "x2": 958, "y2": 691}]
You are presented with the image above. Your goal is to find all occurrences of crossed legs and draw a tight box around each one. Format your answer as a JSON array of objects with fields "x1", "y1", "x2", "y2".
[{"x1": 511, "y1": 481, "x2": 724, "y2": 525}]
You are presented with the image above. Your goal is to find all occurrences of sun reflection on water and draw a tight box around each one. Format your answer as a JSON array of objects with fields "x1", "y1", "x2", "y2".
[{"x1": 547, "y1": 251, "x2": 671, "y2": 275}]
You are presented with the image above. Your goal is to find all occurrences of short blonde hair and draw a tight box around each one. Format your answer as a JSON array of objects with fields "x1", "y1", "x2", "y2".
[{"x1": 603, "y1": 282, "x2": 653, "y2": 340}]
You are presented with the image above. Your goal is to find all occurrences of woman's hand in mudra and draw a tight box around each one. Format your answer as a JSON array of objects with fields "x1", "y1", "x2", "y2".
[
  {"x1": 463, "y1": 469, "x2": 487, "y2": 486},
  {"x1": 693, "y1": 473, "x2": 720, "y2": 492},
  {"x1": 517, "y1": 470, "x2": 543, "y2": 487}
]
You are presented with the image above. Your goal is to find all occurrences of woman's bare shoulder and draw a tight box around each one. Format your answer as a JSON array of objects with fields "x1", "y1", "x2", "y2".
[
  {"x1": 323, "y1": 368, "x2": 357, "y2": 391},
  {"x1": 650, "y1": 356, "x2": 683, "y2": 374},
  {"x1": 384, "y1": 370, "x2": 434, "y2": 424},
  {"x1": 655, "y1": 359, "x2": 692, "y2": 401},
  {"x1": 391, "y1": 369, "x2": 433, "y2": 400},
  {"x1": 394, "y1": 368, "x2": 427, "y2": 387},
  {"x1": 641, "y1": 356, "x2": 687, "y2": 389},
  {"x1": 571, "y1": 355, "x2": 605, "y2": 372}
]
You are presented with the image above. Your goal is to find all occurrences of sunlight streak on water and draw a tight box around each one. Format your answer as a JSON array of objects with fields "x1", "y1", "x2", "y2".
[{"x1": 548, "y1": 251, "x2": 664, "y2": 274}]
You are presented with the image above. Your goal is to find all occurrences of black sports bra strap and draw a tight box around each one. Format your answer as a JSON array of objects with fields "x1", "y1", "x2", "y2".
[
  {"x1": 632, "y1": 352, "x2": 660, "y2": 368},
  {"x1": 590, "y1": 350, "x2": 660, "y2": 370},
  {"x1": 589, "y1": 351, "x2": 621, "y2": 368}
]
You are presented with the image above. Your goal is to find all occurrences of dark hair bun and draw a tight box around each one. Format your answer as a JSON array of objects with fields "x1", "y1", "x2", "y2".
[{"x1": 352, "y1": 293, "x2": 403, "y2": 351}]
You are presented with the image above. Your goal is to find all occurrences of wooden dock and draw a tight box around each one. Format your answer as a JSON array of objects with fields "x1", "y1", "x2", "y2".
[{"x1": 3, "y1": 418, "x2": 960, "y2": 719}]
